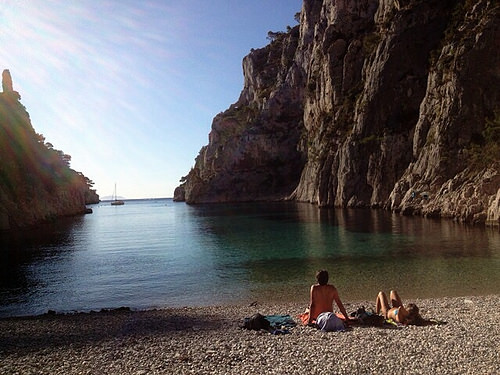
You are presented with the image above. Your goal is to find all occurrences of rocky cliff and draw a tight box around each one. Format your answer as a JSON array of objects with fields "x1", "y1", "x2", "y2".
[
  {"x1": 175, "y1": 0, "x2": 500, "y2": 226},
  {"x1": 175, "y1": 25, "x2": 306, "y2": 203},
  {"x1": 0, "y1": 70, "x2": 99, "y2": 230}
]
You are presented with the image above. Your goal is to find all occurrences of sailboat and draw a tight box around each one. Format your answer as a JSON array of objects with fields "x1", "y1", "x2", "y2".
[{"x1": 111, "y1": 183, "x2": 124, "y2": 206}]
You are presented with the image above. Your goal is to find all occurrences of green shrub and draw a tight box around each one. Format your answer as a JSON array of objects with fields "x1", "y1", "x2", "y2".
[
  {"x1": 466, "y1": 111, "x2": 500, "y2": 168},
  {"x1": 362, "y1": 32, "x2": 381, "y2": 55}
]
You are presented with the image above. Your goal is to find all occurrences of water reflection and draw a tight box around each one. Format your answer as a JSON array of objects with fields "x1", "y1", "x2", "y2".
[
  {"x1": 0, "y1": 200, "x2": 499, "y2": 317},
  {"x1": 0, "y1": 216, "x2": 83, "y2": 313},
  {"x1": 193, "y1": 202, "x2": 500, "y2": 302}
]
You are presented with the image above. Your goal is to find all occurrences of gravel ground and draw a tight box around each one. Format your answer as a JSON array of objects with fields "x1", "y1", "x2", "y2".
[{"x1": 0, "y1": 295, "x2": 499, "y2": 375}]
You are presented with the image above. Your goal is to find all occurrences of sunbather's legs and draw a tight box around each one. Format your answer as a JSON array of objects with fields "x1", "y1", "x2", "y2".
[
  {"x1": 376, "y1": 291, "x2": 390, "y2": 318},
  {"x1": 390, "y1": 290, "x2": 403, "y2": 308}
]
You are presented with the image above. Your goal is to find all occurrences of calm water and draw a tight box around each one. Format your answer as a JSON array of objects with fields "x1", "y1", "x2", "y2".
[{"x1": 1, "y1": 199, "x2": 499, "y2": 318}]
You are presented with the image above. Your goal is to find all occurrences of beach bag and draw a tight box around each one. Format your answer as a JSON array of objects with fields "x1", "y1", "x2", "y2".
[
  {"x1": 315, "y1": 312, "x2": 345, "y2": 332},
  {"x1": 350, "y1": 306, "x2": 385, "y2": 326},
  {"x1": 242, "y1": 313, "x2": 271, "y2": 331}
]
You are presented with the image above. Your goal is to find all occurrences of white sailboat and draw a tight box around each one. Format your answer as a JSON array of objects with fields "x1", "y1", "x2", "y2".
[{"x1": 111, "y1": 183, "x2": 124, "y2": 206}]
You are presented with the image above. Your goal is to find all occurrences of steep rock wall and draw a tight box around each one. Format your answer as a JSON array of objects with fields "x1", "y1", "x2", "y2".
[
  {"x1": 177, "y1": 0, "x2": 500, "y2": 226},
  {"x1": 177, "y1": 26, "x2": 306, "y2": 203},
  {"x1": 388, "y1": 0, "x2": 500, "y2": 225},
  {"x1": 0, "y1": 80, "x2": 99, "y2": 230}
]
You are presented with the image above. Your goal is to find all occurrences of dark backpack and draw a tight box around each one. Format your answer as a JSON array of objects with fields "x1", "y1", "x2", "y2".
[{"x1": 242, "y1": 313, "x2": 271, "y2": 331}]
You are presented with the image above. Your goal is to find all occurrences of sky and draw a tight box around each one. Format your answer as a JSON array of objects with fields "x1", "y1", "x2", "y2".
[{"x1": 0, "y1": 0, "x2": 302, "y2": 199}]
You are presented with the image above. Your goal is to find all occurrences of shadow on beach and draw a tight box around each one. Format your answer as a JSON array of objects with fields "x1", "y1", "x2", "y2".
[{"x1": 0, "y1": 308, "x2": 225, "y2": 356}]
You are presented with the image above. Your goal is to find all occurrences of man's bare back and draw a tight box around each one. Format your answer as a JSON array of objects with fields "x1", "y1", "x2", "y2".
[{"x1": 308, "y1": 283, "x2": 349, "y2": 324}]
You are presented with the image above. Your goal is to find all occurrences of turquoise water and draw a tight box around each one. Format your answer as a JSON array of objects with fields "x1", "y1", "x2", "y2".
[{"x1": 1, "y1": 199, "x2": 499, "y2": 317}]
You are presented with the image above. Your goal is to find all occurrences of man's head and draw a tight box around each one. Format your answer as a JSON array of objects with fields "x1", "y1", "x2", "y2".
[{"x1": 316, "y1": 270, "x2": 329, "y2": 285}]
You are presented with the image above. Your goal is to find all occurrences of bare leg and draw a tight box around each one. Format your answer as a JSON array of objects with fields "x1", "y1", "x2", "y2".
[
  {"x1": 390, "y1": 290, "x2": 403, "y2": 308},
  {"x1": 376, "y1": 291, "x2": 390, "y2": 318}
]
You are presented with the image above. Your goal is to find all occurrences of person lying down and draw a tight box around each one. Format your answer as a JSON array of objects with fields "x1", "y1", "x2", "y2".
[{"x1": 376, "y1": 290, "x2": 436, "y2": 326}]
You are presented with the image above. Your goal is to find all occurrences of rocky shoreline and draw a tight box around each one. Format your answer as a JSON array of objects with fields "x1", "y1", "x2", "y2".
[{"x1": 1, "y1": 294, "x2": 498, "y2": 374}]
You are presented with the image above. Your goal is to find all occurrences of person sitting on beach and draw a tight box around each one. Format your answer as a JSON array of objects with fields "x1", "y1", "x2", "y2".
[
  {"x1": 376, "y1": 290, "x2": 429, "y2": 325},
  {"x1": 300, "y1": 270, "x2": 350, "y2": 325}
]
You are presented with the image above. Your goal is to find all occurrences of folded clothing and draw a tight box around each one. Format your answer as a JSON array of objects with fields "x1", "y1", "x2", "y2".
[{"x1": 316, "y1": 312, "x2": 346, "y2": 332}]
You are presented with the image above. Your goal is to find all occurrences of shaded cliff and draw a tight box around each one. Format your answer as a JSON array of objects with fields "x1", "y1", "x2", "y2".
[
  {"x1": 0, "y1": 70, "x2": 99, "y2": 230},
  {"x1": 175, "y1": 0, "x2": 500, "y2": 226},
  {"x1": 175, "y1": 25, "x2": 305, "y2": 203}
]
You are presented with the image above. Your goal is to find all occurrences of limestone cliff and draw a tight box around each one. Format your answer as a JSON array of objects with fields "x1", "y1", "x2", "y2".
[
  {"x1": 176, "y1": 0, "x2": 500, "y2": 226},
  {"x1": 175, "y1": 25, "x2": 305, "y2": 203},
  {"x1": 0, "y1": 70, "x2": 99, "y2": 230}
]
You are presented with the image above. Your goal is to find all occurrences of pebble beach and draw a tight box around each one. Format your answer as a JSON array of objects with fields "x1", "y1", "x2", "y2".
[{"x1": 1, "y1": 295, "x2": 499, "y2": 375}]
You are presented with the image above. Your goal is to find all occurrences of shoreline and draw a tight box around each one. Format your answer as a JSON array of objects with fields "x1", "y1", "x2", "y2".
[
  {"x1": 1, "y1": 288, "x2": 497, "y2": 321},
  {"x1": 1, "y1": 294, "x2": 499, "y2": 374}
]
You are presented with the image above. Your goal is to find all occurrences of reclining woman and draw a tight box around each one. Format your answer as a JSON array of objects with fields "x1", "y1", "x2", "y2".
[
  {"x1": 300, "y1": 270, "x2": 350, "y2": 329},
  {"x1": 376, "y1": 290, "x2": 429, "y2": 325}
]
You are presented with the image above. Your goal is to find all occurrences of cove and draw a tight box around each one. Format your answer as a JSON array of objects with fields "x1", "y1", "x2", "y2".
[{"x1": 1, "y1": 199, "x2": 499, "y2": 318}]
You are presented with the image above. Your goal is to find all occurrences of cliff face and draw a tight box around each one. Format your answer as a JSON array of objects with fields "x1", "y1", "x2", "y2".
[
  {"x1": 175, "y1": 25, "x2": 306, "y2": 203},
  {"x1": 176, "y1": 0, "x2": 500, "y2": 226},
  {"x1": 0, "y1": 71, "x2": 99, "y2": 230}
]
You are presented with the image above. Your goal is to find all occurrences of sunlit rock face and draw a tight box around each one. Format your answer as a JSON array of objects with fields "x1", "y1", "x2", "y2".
[
  {"x1": 177, "y1": 0, "x2": 500, "y2": 226},
  {"x1": 2, "y1": 70, "x2": 13, "y2": 92}
]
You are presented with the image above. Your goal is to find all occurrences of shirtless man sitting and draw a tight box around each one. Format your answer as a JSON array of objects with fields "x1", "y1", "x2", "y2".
[{"x1": 305, "y1": 270, "x2": 350, "y2": 325}]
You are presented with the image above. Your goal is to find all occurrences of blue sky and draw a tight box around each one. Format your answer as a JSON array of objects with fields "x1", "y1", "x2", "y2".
[{"x1": 0, "y1": 0, "x2": 302, "y2": 199}]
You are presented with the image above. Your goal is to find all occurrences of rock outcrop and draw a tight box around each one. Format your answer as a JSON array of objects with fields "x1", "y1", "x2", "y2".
[
  {"x1": 176, "y1": 0, "x2": 500, "y2": 226},
  {"x1": 177, "y1": 26, "x2": 305, "y2": 203},
  {"x1": 2, "y1": 69, "x2": 14, "y2": 93},
  {"x1": 0, "y1": 70, "x2": 99, "y2": 230}
]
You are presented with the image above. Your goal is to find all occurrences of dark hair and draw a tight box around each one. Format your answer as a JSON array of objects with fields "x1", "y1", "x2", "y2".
[
  {"x1": 405, "y1": 303, "x2": 425, "y2": 325},
  {"x1": 316, "y1": 270, "x2": 329, "y2": 285}
]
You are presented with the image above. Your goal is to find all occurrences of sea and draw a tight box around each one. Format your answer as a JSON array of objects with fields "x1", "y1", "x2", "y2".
[{"x1": 1, "y1": 198, "x2": 499, "y2": 318}]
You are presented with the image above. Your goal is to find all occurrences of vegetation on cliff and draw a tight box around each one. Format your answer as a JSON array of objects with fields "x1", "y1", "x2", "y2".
[{"x1": 0, "y1": 70, "x2": 99, "y2": 230}]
